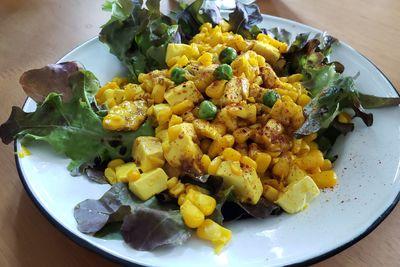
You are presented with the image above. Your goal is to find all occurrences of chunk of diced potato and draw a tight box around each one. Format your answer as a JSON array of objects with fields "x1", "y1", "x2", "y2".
[
  {"x1": 164, "y1": 81, "x2": 204, "y2": 106},
  {"x1": 275, "y1": 176, "x2": 320, "y2": 213},
  {"x1": 216, "y1": 160, "x2": 262, "y2": 204},
  {"x1": 163, "y1": 123, "x2": 203, "y2": 172},
  {"x1": 218, "y1": 77, "x2": 249, "y2": 106},
  {"x1": 133, "y1": 136, "x2": 165, "y2": 172},
  {"x1": 129, "y1": 168, "x2": 168, "y2": 200}
]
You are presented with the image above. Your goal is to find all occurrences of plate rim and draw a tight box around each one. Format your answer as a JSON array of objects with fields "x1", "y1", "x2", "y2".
[{"x1": 13, "y1": 13, "x2": 400, "y2": 267}]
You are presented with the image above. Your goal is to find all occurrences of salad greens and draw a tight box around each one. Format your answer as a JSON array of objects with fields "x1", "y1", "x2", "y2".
[
  {"x1": 0, "y1": 62, "x2": 154, "y2": 172},
  {"x1": 0, "y1": 0, "x2": 399, "y2": 252},
  {"x1": 99, "y1": 0, "x2": 180, "y2": 83}
]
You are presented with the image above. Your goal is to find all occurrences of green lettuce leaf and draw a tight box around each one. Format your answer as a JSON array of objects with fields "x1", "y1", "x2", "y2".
[
  {"x1": 0, "y1": 66, "x2": 154, "y2": 170},
  {"x1": 176, "y1": 0, "x2": 222, "y2": 42},
  {"x1": 357, "y1": 93, "x2": 400, "y2": 108},
  {"x1": 100, "y1": 0, "x2": 179, "y2": 82},
  {"x1": 102, "y1": 0, "x2": 134, "y2": 26}
]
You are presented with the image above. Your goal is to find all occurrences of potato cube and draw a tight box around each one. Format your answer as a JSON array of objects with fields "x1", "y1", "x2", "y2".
[
  {"x1": 133, "y1": 137, "x2": 165, "y2": 172},
  {"x1": 129, "y1": 168, "x2": 168, "y2": 200},
  {"x1": 164, "y1": 81, "x2": 203, "y2": 106},
  {"x1": 275, "y1": 176, "x2": 320, "y2": 213},
  {"x1": 216, "y1": 160, "x2": 262, "y2": 204}
]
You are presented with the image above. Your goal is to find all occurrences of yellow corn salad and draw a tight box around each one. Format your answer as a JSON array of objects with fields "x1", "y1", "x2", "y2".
[{"x1": 96, "y1": 22, "x2": 343, "y2": 253}]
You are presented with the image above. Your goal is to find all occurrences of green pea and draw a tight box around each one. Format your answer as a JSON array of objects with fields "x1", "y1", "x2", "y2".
[
  {"x1": 263, "y1": 90, "x2": 280, "y2": 108},
  {"x1": 198, "y1": 100, "x2": 218, "y2": 120},
  {"x1": 171, "y1": 67, "x2": 187, "y2": 84},
  {"x1": 214, "y1": 64, "x2": 233, "y2": 80},
  {"x1": 219, "y1": 47, "x2": 237, "y2": 64}
]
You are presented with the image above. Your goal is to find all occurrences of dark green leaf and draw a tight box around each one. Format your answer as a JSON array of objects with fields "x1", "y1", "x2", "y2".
[
  {"x1": 121, "y1": 208, "x2": 191, "y2": 251},
  {"x1": 100, "y1": 0, "x2": 179, "y2": 82},
  {"x1": 102, "y1": 0, "x2": 134, "y2": 26},
  {"x1": 176, "y1": 0, "x2": 222, "y2": 42}
]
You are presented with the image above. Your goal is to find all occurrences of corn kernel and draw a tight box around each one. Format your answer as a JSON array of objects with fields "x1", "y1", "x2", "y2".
[
  {"x1": 213, "y1": 123, "x2": 227, "y2": 136},
  {"x1": 255, "y1": 152, "x2": 272, "y2": 175},
  {"x1": 170, "y1": 182, "x2": 185, "y2": 198},
  {"x1": 178, "y1": 193, "x2": 187, "y2": 206},
  {"x1": 288, "y1": 73, "x2": 303, "y2": 83},
  {"x1": 230, "y1": 161, "x2": 243, "y2": 175},
  {"x1": 168, "y1": 124, "x2": 182, "y2": 142},
  {"x1": 186, "y1": 189, "x2": 216, "y2": 216},
  {"x1": 297, "y1": 94, "x2": 311, "y2": 107},
  {"x1": 208, "y1": 156, "x2": 222, "y2": 175},
  {"x1": 198, "y1": 52, "x2": 213, "y2": 66},
  {"x1": 240, "y1": 156, "x2": 257, "y2": 169},
  {"x1": 102, "y1": 114, "x2": 126, "y2": 131},
  {"x1": 185, "y1": 184, "x2": 210, "y2": 195},
  {"x1": 221, "y1": 134, "x2": 235, "y2": 148},
  {"x1": 321, "y1": 159, "x2": 332, "y2": 171},
  {"x1": 272, "y1": 157, "x2": 290, "y2": 178},
  {"x1": 207, "y1": 140, "x2": 223, "y2": 159},
  {"x1": 171, "y1": 100, "x2": 194, "y2": 115},
  {"x1": 104, "y1": 89, "x2": 115, "y2": 100},
  {"x1": 338, "y1": 112, "x2": 352, "y2": 124},
  {"x1": 311, "y1": 170, "x2": 337, "y2": 188},
  {"x1": 263, "y1": 184, "x2": 279, "y2": 202},
  {"x1": 196, "y1": 219, "x2": 232, "y2": 254},
  {"x1": 151, "y1": 84, "x2": 166, "y2": 104},
  {"x1": 167, "y1": 177, "x2": 179, "y2": 189},
  {"x1": 127, "y1": 170, "x2": 141, "y2": 182},
  {"x1": 295, "y1": 150, "x2": 325, "y2": 171},
  {"x1": 107, "y1": 159, "x2": 125, "y2": 169},
  {"x1": 105, "y1": 168, "x2": 117, "y2": 184},
  {"x1": 169, "y1": 115, "x2": 183, "y2": 127},
  {"x1": 106, "y1": 98, "x2": 117, "y2": 108},
  {"x1": 309, "y1": 142, "x2": 319, "y2": 150},
  {"x1": 222, "y1": 148, "x2": 242, "y2": 161},
  {"x1": 303, "y1": 133, "x2": 318, "y2": 143},
  {"x1": 201, "y1": 154, "x2": 212, "y2": 170},
  {"x1": 180, "y1": 200, "x2": 205, "y2": 228},
  {"x1": 115, "y1": 162, "x2": 139, "y2": 183}
]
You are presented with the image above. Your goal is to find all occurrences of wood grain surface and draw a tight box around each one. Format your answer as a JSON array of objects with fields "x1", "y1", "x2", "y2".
[{"x1": 0, "y1": 0, "x2": 399, "y2": 266}]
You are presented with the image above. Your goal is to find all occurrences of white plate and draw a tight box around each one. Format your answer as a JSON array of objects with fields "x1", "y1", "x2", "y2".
[{"x1": 15, "y1": 14, "x2": 400, "y2": 267}]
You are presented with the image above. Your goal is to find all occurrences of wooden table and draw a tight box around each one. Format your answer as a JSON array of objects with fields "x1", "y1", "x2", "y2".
[{"x1": 0, "y1": 0, "x2": 398, "y2": 266}]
